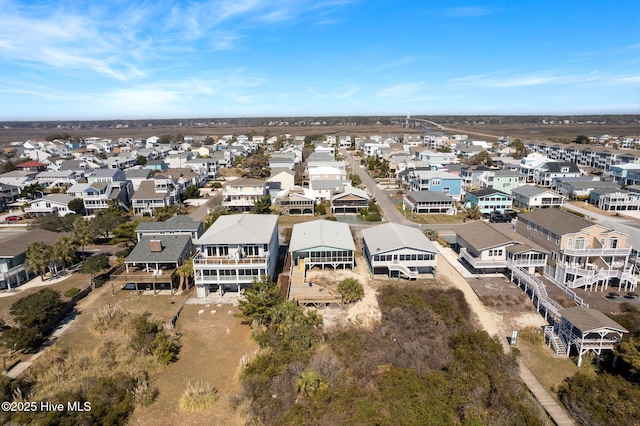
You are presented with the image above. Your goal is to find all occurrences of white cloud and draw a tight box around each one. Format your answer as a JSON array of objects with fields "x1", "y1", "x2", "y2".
[{"x1": 376, "y1": 82, "x2": 424, "y2": 98}]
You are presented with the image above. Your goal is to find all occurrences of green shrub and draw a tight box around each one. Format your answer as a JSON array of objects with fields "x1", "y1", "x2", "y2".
[
  {"x1": 80, "y1": 253, "x2": 110, "y2": 274},
  {"x1": 211, "y1": 181, "x2": 223, "y2": 188},
  {"x1": 63, "y1": 288, "x2": 81, "y2": 298},
  {"x1": 364, "y1": 212, "x2": 381, "y2": 221},
  {"x1": 115, "y1": 250, "x2": 129, "y2": 258},
  {"x1": 337, "y1": 278, "x2": 364, "y2": 303}
]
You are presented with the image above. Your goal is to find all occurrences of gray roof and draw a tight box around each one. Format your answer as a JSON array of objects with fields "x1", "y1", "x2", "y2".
[
  {"x1": 90, "y1": 169, "x2": 120, "y2": 178},
  {"x1": 125, "y1": 168, "x2": 153, "y2": 179},
  {"x1": 562, "y1": 181, "x2": 620, "y2": 190},
  {"x1": 518, "y1": 208, "x2": 595, "y2": 235},
  {"x1": 456, "y1": 221, "x2": 548, "y2": 253},
  {"x1": 310, "y1": 180, "x2": 350, "y2": 190},
  {"x1": 361, "y1": 223, "x2": 437, "y2": 254},
  {"x1": 333, "y1": 186, "x2": 370, "y2": 200},
  {"x1": 405, "y1": 190, "x2": 454, "y2": 203},
  {"x1": 289, "y1": 220, "x2": 355, "y2": 253},
  {"x1": 467, "y1": 188, "x2": 511, "y2": 198},
  {"x1": 136, "y1": 215, "x2": 202, "y2": 233},
  {"x1": 511, "y1": 185, "x2": 555, "y2": 197},
  {"x1": 126, "y1": 235, "x2": 192, "y2": 264},
  {"x1": 0, "y1": 229, "x2": 61, "y2": 257},
  {"x1": 35, "y1": 194, "x2": 75, "y2": 205},
  {"x1": 196, "y1": 214, "x2": 278, "y2": 245},
  {"x1": 561, "y1": 307, "x2": 628, "y2": 334},
  {"x1": 132, "y1": 180, "x2": 166, "y2": 200},
  {"x1": 544, "y1": 162, "x2": 581, "y2": 173}
]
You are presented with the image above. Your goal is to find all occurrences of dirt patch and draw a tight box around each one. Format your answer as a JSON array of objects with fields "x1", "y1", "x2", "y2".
[{"x1": 127, "y1": 304, "x2": 256, "y2": 426}]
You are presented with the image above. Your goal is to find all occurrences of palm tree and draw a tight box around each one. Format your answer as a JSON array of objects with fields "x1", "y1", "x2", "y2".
[
  {"x1": 176, "y1": 258, "x2": 194, "y2": 293},
  {"x1": 73, "y1": 217, "x2": 93, "y2": 260},
  {"x1": 52, "y1": 236, "x2": 78, "y2": 276},
  {"x1": 466, "y1": 204, "x2": 482, "y2": 220},
  {"x1": 25, "y1": 241, "x2": 51, "y2": 280}
]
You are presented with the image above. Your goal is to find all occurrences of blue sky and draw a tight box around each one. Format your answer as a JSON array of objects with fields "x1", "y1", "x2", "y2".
[{"x1": 1, "y1": 0, "x2": 639, "y2": 120}]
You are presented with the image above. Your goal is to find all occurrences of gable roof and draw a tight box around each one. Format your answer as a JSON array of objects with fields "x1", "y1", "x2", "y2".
[
  {"x1": 0, "y1": 229, "x2": 61, "y2": 257},
  {"x1": 196, "y1": 214, "x2": 277, "y2": 245},
  {"x1": 561, "y1": 307, "x2": 628, "y2": 334},
  {"x1": 132, "y1": 180, "x2": 167, "y2": 200},
  {"x1": 511, "y1": 185, "x2": 553, "y2": 197},
  {"x1": 467, "y1": 188, "x2": 511, "y2": 198},
  {"x1": 544, "y1": 162, "x2": 581, "y2": 173},
  {"x1": 456, "y1": 221, "x2": 548, "y2": 253},
  {"x1": 333, "y1": 186, "x2": 370, "y2": 201},
  {"x1": 135, "y1": 215, "x2": 202, "y2": 233},
  {"x1": 361, "y1": 223, "x2": 437, "y2": 254},
  {"x1": 518, "y1": 208, "x2": 594, "y2": 235},
  {"x1": 288, "y1": 220, "x2": 355, "y2": 252}
]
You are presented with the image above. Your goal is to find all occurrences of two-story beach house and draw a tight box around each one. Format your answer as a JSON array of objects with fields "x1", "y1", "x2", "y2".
[{"x1": 193, "y1": 215, "x2": 279, "y2": 297}]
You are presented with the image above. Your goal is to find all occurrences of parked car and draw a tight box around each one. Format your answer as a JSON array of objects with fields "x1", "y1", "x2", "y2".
[
  {"x1": 4, "y1": 215, "x2": 23, "y2": 221},
  {"x1": 489, "y1": 212, "x2": 511, "y2": 223}
]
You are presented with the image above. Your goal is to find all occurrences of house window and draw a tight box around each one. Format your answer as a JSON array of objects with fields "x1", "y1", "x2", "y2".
[
  {"x1": 547, "y1": 232, "x2": 551, "y2": 241},
  {"x1": 575, "y1": 237, "x2": 586, "y2": 250},
  {"x1": 442, "y1": 187, "x2": 450, "y2": 195},
  {"x1": 431, "y1": 179, "x2": 441, "y2": 186},
  {"x1": 609, "y1": 238, "x2": 619, "y2": 249},
  {"x1": 568, "y1": 238, "x2": 573, "y2": 247},
  {"x1": 527, "y1": 223, "x2": 531, "y2": 231},
  {"x1": 555, "y1": 237, "x2": 560, "y2": 245}
]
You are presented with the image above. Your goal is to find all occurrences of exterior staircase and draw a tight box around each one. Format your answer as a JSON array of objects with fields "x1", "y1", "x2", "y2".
[
  {"x1": 544, "y1": 326, "x2": 567, "y2": 355},
  {"x1": 388, "y1": 262, "x2": 419, "y2": 280}
]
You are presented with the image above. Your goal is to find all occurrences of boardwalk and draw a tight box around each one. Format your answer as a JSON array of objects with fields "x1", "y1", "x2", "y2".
[{"x1": 434, "y1": 242, "x2": 575, "y2": 425}]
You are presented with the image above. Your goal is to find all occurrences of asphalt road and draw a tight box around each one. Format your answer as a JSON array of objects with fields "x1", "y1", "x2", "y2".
[{"x1": 341, "y1": 149, "x2": 458, "y2": 238}]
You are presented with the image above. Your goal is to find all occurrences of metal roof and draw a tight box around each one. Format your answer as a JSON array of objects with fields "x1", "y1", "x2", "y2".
[
  {"x1": 288, "y1": 220, "x2": 355, "y2": 253},
  {"x1": 361, "y1": 223, "x2": 437, "y2": 254},
  {"x1": 196, "y1": 214, "x2": 278, "y2": 245}
]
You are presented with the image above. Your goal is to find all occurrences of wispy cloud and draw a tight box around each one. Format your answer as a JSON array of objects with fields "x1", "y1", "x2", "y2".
[
  {"x1": 0, "y1": 0, "x2": 353, "y2": 81},
  {"x1": 376, "y1": 82, "x2": 424, "y2": 98},
  {"x1": 447, "y1": 70, "x2": 629, "y2": 88}
]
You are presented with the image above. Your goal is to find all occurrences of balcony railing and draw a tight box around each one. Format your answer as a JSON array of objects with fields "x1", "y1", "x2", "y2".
[
  {"x1": 193, "y1": 253, "x2": 269, "y2": 266},
  {"x1": 460, "y1": 248, "x2": 507, "y2": 268},
  {"x1": 560, "y1": 247, "x2": 631, "y2": 257}
]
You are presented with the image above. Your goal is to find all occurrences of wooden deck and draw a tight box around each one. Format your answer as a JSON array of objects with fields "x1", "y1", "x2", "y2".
[
  {"x1": 288, "y1": 258, "x2": 342, "y2": 307},
  {"x1": 110, "y1": 265, "x2": 178, "y2": 286}
]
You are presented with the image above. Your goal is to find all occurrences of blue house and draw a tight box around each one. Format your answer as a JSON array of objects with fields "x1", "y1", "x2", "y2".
[
  {"x1": 145, "y1": 160, "x2": 169, "y2": 172},
  {"x1": 465, "y1": 188, "x2": 513, "y2": 214},
  {"x1": 406, "y1": 170, "x2": 463, "y2": 200}
]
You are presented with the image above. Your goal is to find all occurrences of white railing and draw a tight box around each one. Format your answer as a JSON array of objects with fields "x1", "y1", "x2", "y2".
[
  {"x1": 560, "y1": 247, "x2": 631, "y2": 257},
  {"x1": 507, "y1": 260, "x2": 563, "y2": 318},
  {"x1": 460, "y1": 248, "x2": 507, "y2": 269},
  {"x1": 388, "y1": 262, "x2": 419, "y2": 279},
  {"x1": 193, "y1": 252, "x2": 269, "y2": 266}
]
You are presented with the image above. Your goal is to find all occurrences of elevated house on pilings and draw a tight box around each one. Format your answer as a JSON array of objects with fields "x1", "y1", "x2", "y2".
[
  {"x1": 516, "y1": 208, "x2": 636, "y2": 292},
  {"x1": 288, "y1": 220, "x2": 355, "y2": 271},
  {"x1": 361, "y1": 222, "x2": 438, "y2": 280},
  {"x1": 545, "y1": 306, "x2": 628, "y2": 366},
  {"x1": 112, "y1": 235, "x2": 193, "y2": 294}
]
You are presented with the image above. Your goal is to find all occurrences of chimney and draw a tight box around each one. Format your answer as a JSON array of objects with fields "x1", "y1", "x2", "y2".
[{"x1": 149, "y1": 239, "x2": 163, "y2": 252}]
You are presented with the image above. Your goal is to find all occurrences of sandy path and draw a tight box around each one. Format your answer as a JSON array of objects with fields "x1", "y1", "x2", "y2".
[{"x1": 436, "y1": 255, "x2": 506, "y2": 345}]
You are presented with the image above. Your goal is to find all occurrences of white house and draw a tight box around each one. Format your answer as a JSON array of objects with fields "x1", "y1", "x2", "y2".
[
  {"x1": 361, "y1": 223, "x2": 438, "y2": 279},
  {"x1": 193, "y1": 215, "x2": 279, "y2": 297}
]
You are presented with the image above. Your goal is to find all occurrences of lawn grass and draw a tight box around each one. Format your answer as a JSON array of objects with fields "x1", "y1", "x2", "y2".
[
  {"x1": 518, "y1": 342, "x2": 584, "y2": 400},
  {"x1": 394, "y1": 204, "x2": 468, "y2": 224}
]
